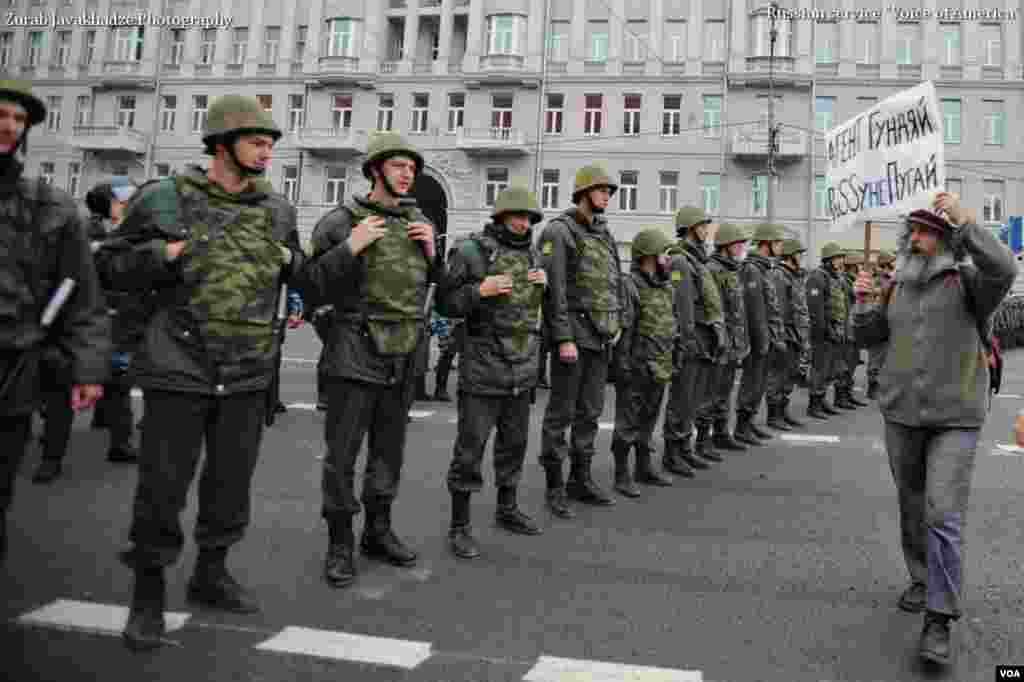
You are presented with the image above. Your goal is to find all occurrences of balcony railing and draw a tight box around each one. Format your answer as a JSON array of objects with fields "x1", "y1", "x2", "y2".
[
  {"x1": 68, "y1": 125, "x2": 148, "y2": 154},
  {"x1": 318, "y1": 56, "x2": 360, "y2": 73},
  {"x1": 480, "y1": 54, "x2": 525, "y2": 71},
  {"x1": 291, "y1": 127, "x2": 365, "y2": 154},
  {"x1": 730, "y1": 129, "x2": 806, "y2": 159},
  {"x1": 455, "y1": 127, "x2": 528, "y2": 154}
]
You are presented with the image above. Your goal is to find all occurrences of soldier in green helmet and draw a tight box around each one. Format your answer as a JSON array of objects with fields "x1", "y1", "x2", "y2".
[
  {"x1": 293, "y1": 131, "x2": 440, "y2": 588},
  {"x1": 438, "y1": 185, "x2": 546, "y2": 559},
  {"x1": 865, "y1": 250, "x2": 896, "y2": 399},
  {"x1": 766, "y1": 238, "x2": 811, "y2": 428},
  {"x1": 805, "y1": 242, "x2": 848, "y2": 419},
  {"x1": 706, "y1": 224, "x2": 752, "y2": 453},
  {"x1": 662, "y1": 206, "x2": 727, "y2": 475},
  {"x1": 834, "y1": 250, "x2": 869, "y2": 409},
  {"x1": 0, "y1": 80, "x2": 110, "y2": 564},
  {"x1": 538, "y1": 163, "x2": 624, "y2": 517},
  {"x1": 95, "y1": 94, "x2": 303, "y2": 649},
  {"x1": 734, "y1": 223, "x2": 787, "y2": 444},
  {"x1": 608, "y1": 227, "x2": 676, "y2": 497}
]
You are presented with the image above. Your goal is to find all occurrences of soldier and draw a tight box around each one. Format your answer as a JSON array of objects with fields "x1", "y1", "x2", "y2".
[
  {"x1": 538, "y1": 164, "x2": 623, "y2": 517},
  {"x1": 853, "y1": 194, "x2": 1016, "y2": 665},
  {"x1": 294, "y1": 132, "x2": 439, "y2": 589},
  {"x1": 609, "y1": 228, "x2": 676, "y2": 497},
  {"x1": 0, "y1": 80, "x2": 109, "y2": 561},
  {"x1": 93, "y1": 95, "x2": 303, "y2": 649},
  {"x1": 836, "y1": 251, "x2": 869, "y2": 408},
  {"x1": 706, "y1": 224, "x2": 752, "y2": 452},
  {"x1": 735, "y1": 223, "x2": 786, "y2": 443},
  {"x1": 663, "y1": 207, "x2": 727, "y2": 476},
  {"x1": 440, "y1": 186, "x2": 545, "y2": 559},
  {"x1": 865, "y1": 250, "x2": 896, "y2": 400},
  {"x1": 805, "y1": 242, "x2": 847, "y2": 419},
  {"x1": 765, "y1": 239, "x2": 811, "y2": 429}
]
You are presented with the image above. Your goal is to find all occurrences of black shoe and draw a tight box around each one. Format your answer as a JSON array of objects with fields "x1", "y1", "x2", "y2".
[
  {"x1": 848, "y1": 394, "x2": 869, "y2": 407},
  {"x1": 566, "y1": 476, "x2": 616, "y2": 506},
  {"x1": 766, "y1": 406, "x2": 792, "y2": 431},
  {"x1": 898, "y1": 581, "x2": 927, "y2": 613},
  {"x1": 782, "y1": 406, "x2": 806, "y2": 428},
  {"x1": 316, "y1": 401, "x2": 328, "y2": 411},
  {"x1": 712, "y1": 434, "x2": 746, "y2": 452},
  {"x1": 32, "y1": 459, "x2": 62, "y2": 484},
  {"x1": 662, "y1": 443, "x2": 696, "y2": 476},
  {"x1": 274, "y1": 402, "x2": 288, "y2": 414},
  {"x1": 360, "y1": 530, "x2": 418, "y2": 567},
  {"x1": 679, "y1": 449, "x2": 711, "y2": 470},
  {"x1": 634, "y1": 449, "x2": 673, "y2": 487},
  {"x1": 495, "y1": 506, "x2": 542, "y2": 535},
  {"x1": 919, "y1": 613, "x2": 952, "y2": 665},
  {"x1": 123, "y1": 569, "x2": 167, "y2": 651},
  {"x1": 733, "y1": 425, "x2": 763, "y2": 447},
  {"x1": 186, "y1": 560, "x2": 260, "y2": 614},
  {"x1": 820, "y1": 400, "x2": 842, "y2": 416},
  {"x1": 613, "y1": 474, "x2": 641, "y2": 498},
  {"x1": 807, "y1": 399, "x2": 830, "y2": 420},
  {"x1": 748, "y1": 421, "x2": 773, "y2": 440},
  {"x1": 448, "y1": 525, "x2": 480, "y2": 559},
  {"x1": 545, "y1": 488, "x2": 575, "y2": 518},
  {"x1": 835, "y1": 397, "x2": 858, "y2": 410},
  {"x1": 324, "y1": 543, "x2": 356, "y2": 587},
  {"x1": 433, "y1": 390, "x2": 452, "y2": 402},
  {"x1": 107, "y1": 445, "x2": 138, "y2": 463}
]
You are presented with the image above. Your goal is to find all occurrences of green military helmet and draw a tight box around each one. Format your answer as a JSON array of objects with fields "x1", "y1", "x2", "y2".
[
  {"x1": 202, "y1": 95, "x2": 282, "y2": 150},
  {"x1": 780, "y1": 238, "x2": 806, "y2": 257},
  {"x1": 820, "y1": 241, "x2": 844, "y2": 260},
  {"x1": 844, "y1": 251, "x2": 865, "y2": 266},
  {"x1": 572, "y1": 163, "x2": 618, "y2": 203},
  {"x1": 492, "y1": 185, "x2": 543, "y2": 225},
  {"x1": 631, "y1": 227, "x2": 673, "y2": 259},
  {"x1": 362, "y1": 131, "x2": 424, "y2": 180},
  {"x1": 715, "y1": 223, "x2": 750, "y2": 247},
  {"x1": 674, "y1": 205, "x2": 710, "y2": 232},
  {"x1": 751, "y1": 222, "x2": 785, "y2": 242},
  {"x1": 876, "y1": 249, "x2": 896, "y2": 265},
  {"x1": 0, "y1": 79, "x2": 46, "y2": 126}
]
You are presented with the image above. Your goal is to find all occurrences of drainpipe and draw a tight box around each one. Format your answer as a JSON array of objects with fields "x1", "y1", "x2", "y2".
[
  {"x1": 144, "y1": 0, "x2": 167, "y2": 179},
  {"x1": 533, "y1": 0, "x2": 551, "y2": 195},
  {"x1": 721, "y1": 0, "x2": 733, "y2": 223},
  {"x1": 807, "y1": 21, "x2": 816, "y2": 257}
]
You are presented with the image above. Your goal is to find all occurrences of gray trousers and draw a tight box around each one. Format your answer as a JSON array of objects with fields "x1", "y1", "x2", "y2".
[
  {"x1": 448, "y1": 392, "x2": 531, "y2": 494},
  {"x1": 664, "y1": 358, "x2": 716, "y2": 445},
  {"x1": 612, "y1": 377, "x2": 667, "y2": 450},
  {"x1": 737, "y1": 351, "x2": 771, "y2": 418},
  {"x1": 540, "y1": 346, "x2": 609, "y2": 469},
  {"x1": 884, "y1": 421, "x2": 980, "y2": 619}
]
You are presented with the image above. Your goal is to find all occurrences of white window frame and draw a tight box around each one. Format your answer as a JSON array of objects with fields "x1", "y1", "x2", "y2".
[
  {"x1": 55, "y1": 31, "x2": 71, "y2": 66},
  {"x1": 39, "y1": 162, "x2": 54, "y2": 185},
  {"x1": 411, "y1": 93, "x2": 429, "y2": 134},
  {"x1": 896, "y1": 24, "x2": 915, "y2": 65},
  {"x1": 705, "y1": 21, "x2": 725, "y2": 61},
  {"x1": 114, "y1": 26, "x2": 144, "y2": 62},
  {"x1": 191, "y1": 95, "x2": 208, "y2": 133},
  {"x1": 624, "y1": 23, "x2": 646, "y2": 62},
  {"x1": 27, "y1": 31, "x2": 44, "y2": 66},
  {"x1": 942, "y1": 99, "x2": 961, "y2": 144},
  {"x1": 984, "y1": 107, "x2": 1005, "y2": 146},
  {"x1": 487, "y1": 15, "x2": 523, "y2": 56},
  {"x1": 490, "y1": 94, "x2": 513, "y2": 135},
  {"x1": 324, "y1": 166, "x2": 346, "y2": 205},
  {"x1": 46, "y1": 96, "x2": 61, "y2": 131},
  {"x1": 590, "y1": 24, "x2": 609, "y2": 62},
  {"x1": 166, "y1": 29, "x2": 184, "y2": 65},
  {"x1": 752, "y1": 175, "x2": 769, "y2": 217},
  {"x1": 263, "y1": 26, "x2": 280, "y2": 64},
  {"x1": 619, "y1": 171, "x2": 638, "y2": 212},
  {"x1": 545, "y1": 93, "x2": 563, "y2": 135},
  {"x1": 66, "y1": 161, "x2": 81, "y2": 197},
  {"x1": 82, "y1": 30, "x2": 96, "y2": 65},
  {"x1": 282, "y1": 165, "x2": 299, "y2": 203},
  {"x1": 199, "y1": 28, "x2": 216, "y2": 64},
  {"x1": 332, "y1": 94, "x2": 352, "y2": 130},
  {"x1": 546, "y1": 30, "x2": 567, "y2": 61},
  {"x1": 116, "y1": 95, "x2": 136, "y2": 128},
  {"x1": 942, "y1": 24, "x2": 960, "y2": 66},
  {"x1": 700, "y1": 174, "x2": 720, "y2": 214},
  {"x1": 703, "y1": 95, "x2": 722, "y2": 138},
  {"x1": 984, "y1": 28, "x2": 1002, "y2": 66},
  {"x1": 659, "y1": 171, "x2": 678, "y2": 214},
  {"x1": 484, "y1": 168, "x2": 509, "y2": 208},
  {"x1": 623, "y1": 94, "x2": 641, "y2": 136},
  {"x1": 662, "y1": 95, "x2": 681, "y2": 136},
  {"x1": 288, "y1": 94, "x2": 304, "y2": 132},
  {"x1": 159, "y1": 94, "x2": 176, "y2": 131},
  {"x1": 983, "y1": 182, "x2": 1004, "y2": 224},
  {"x1": 377, "y1": 94, "x2": 395, "y2": 131},
  {"x1": 231, "y1": 27, "x2": 248, "y2": 65},
  {"x1": 541, "y1": 169, "x2": 559, "y2": 210},
  {"x1": 584, "y1": 94, "x2": 603, "y2": 136},
  {"x1": 75, "y1": 95, "x2": 90, "y2": 126},
  {"x1": 294, "y1": 26, "x2": 307, "y2": 61},
  {"x1": 447, "y1": 92, "x2": 465, "y2": 133},
  {"x1": 327, "y1": 18, "x2": 356, "y2": 58}
]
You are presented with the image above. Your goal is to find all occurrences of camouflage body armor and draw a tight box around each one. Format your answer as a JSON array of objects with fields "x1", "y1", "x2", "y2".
[
  {"x1": 827, "y1": 270, "x2": 848, "y2": 341},
  {"x1": 633, "y1": 273, "x2": 675, "y2": 383},
  {"x1": 567, "y1": 225, "x2": 622, "y2": 341}
]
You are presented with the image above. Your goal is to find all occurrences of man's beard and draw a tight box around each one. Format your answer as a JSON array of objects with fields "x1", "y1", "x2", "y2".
[{"x1": 899, "y1": 248, "x2": 955, "y2": 287}]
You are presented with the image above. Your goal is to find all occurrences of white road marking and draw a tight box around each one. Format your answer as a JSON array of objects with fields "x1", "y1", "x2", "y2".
[
  {"x1": 993, "y1": 444, "x2": 1024, "y2": 456},
  {"x1": 408, "y1": 410, "x2": 435, "y2": 419},
  {"x1": 130, "y1": 388, "x2": 142, "y2": 398},
  {"x1": 524, "y1": 655, "x2": 702, "y2": 682},
  {"x1": 599, "y1": 422, "x2": 615, "y2": 430},
  {"x1": 254, "y1": 626, "x2": 432, "y2": 669},
  {"x1": 286, "y1": 403, "x2": 320, "y2": 411},
  {"x1": 16, "y1": 599, "x2": 189, "y2": 636},
  {"x1": 995, "y1": 393, "x2": 1023, "y2": 399},
  {"x1": 283, "y1": 357, "x2": 319, "y2": 365},
  {"x1": 779, "y1": 434, "x2": 841, "y2": 444}
]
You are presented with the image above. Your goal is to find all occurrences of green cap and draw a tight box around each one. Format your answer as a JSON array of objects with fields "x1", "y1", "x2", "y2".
[
  {"x1": 491, "y1": 185, "x2": 543, "y2": 225},
  {"x1": 715, "y1": 223, "x2": 750, "y2": 247},
  {"x1": 362, "y1": 131, "x2": 424, "y2": 180},
  {"x1": 674, "y1": 206, "x2": 710, "y2": 232},
  {"x1": 202, "y1": 95, "x2": 282, "y2": 150},
  {"x1": 631, "y1": 228, "x2": 673, "y2": 259},
  {"x1": 572, "y1": 164, "x2": 618, "y2": 203},
  {"x1": 751, "y1": 222, "x2": 785, "y2": 242},
  {"x1": 780, "y1": 238, "x2": 806, "y2": 257},
  {"x1": 0, "y1": 79, "x2": 46, "y2": 126},
  {"x1": 821, "y1": 242, "x2": 845, "y2": 260}
]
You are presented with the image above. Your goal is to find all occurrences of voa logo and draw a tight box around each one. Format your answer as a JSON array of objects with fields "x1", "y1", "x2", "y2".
[{"x1": 999, "y1": 670, "x2": 1021, "y2": 679}]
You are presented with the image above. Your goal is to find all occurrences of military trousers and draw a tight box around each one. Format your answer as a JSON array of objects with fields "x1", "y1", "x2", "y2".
[
  {"x1": 837, "y1": 343, "x2": 861, "y2": 391},
  {"x1": 447, "y1": 391, "x2": 531, "y2": 494},
  {"x1": 884, "y1": 421, "x2": 980, "y2": 619},
  {"x1": 612, "y1": 377, "x2": 667, "y2": 450},
  {"x1": 810, "y1": 339, "x2": 842, "y2": 399},
  {"x1": 0, "y1": 414, "x2": 32, "y2": 518},
  {"x1": 766, "y1": 346, "x2": 799, "y2": 408},
  {"x1": 39, "y1": 385, "x2": 74, "y2": 462},
  {"x1": 125, "y1": 389, "x2": 266, "y2": 569},
  {"x1": 664, "y1": 358, "x2": 716, "y2": 443},
  {"x1": 322, "y1": 378, "x2": 409, "y2": 518},
  {"x1": 540, "y1": 346, "x2": 610, "y2": 469},
  {"x1": 737, "y1": 351, "x2": 773, "y2": 419},
  {"x1": 867, "y1": 343, "x2": 886, "y2": 382},
  {"x1": 709, "y1": 362, "x2": 740, "y2": 423}
]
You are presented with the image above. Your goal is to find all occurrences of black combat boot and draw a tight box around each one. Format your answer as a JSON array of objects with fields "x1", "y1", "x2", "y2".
[
  {"x1": 634, "y1": 443, "x2": 673, "y2": 487},
  {"x1": 566, "y1": 454, "x2": 615, "y2": 506},
  {"x1": 919, "y1": 612, "x2": 953, "y2": 665},
  {"x1": 544, "y1": 464, "x2": 575, "y2": 518},
  {"x1": 765, "y1": 404, "x2": 792, "y2": 431},
  {"x1": 662, "y1": 440, "x2": 696, "y2": 477},
  {"x1": 186, "y1": 547, "x2": 260, "y2": 613},
  {"x1": 866, "y1": 379, "x2": 879, "y2": 401},
  {"x1": 807, "y1": 395, "x2": 830, "y2": 420},
  {"x1": 434, "y1": 354, "x2": 453, "y2": 402},
  {"x1": 448, "y1": 491, "x2": 480, "y2": 559},
  {"x1": 833, "y1": 387, "x2": 857, "y2": 410},
  {"x1": 712, "y1": 419, "x2": 747, "y2": 452},
  {"x1": 747, "y1": 417, "x2": 774, "y2": 440},
  {"x1": 732, "y1": 414, "x2": 763, "y2": 447},
  {"x1": 693, "y1": 425, "x2": 718, "y2": 466},
  {"x1": 123, "y1": 566, "x2": 167, "y2": 651},
  {"x1": 611, "y1": 439, "x2": 640, "y2": 498},
  {"x1": 847, "y1": 389, "x2": 869, "y2": 407},
  {"x1": 415, "y1": 375, "x2": 431, "y2": 402},
  {"x1": 679, "y1": 434, "x2": 712, "y2": 469},
  {"x1": 781, "y1": 399, "x2": 806, "y2": 427},
  {"x1": 495, "y1": 486, "x2": 542, "y2": 535},
  {"x1": 31, "y1": 458, "x2": 63, "y2": 484},
  {"x1": 820, "y1": 393, "x2": 842, "y2": 415},
  {"x1": 361, "y1": 506, "x2": 418, "y2": 566},
  {"x1": 323, "y1": 514, "x2": 356, "y2": 588}
]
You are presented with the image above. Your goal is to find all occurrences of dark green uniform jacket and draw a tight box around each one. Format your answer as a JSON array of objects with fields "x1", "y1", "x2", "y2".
[
  {"x1": 615, "y1": 265, "x2": 677, "y2": 384},
  {"x1": 671, "y1": 239, "x2": 726, "y2": 362},
  {"x1": 90, "y1": 216, "x2": 151, "y2": 354},
  {"x1": 773, "y1": 263, "x2": 810, "y2": 352},
  {"x1": 806, "y1": 264, "x2": 846, "y2": 344},
  {"x1": 707, "y1": 254, "x2": 749, "y2": 365},
  {"x1": 740, "y1": 253, "x2": 784, "y2": 356}
]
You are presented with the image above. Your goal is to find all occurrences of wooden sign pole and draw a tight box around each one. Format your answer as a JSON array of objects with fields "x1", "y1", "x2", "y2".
[{"x1": 863, "y1": 221, "x2": 873, "y2": 269}]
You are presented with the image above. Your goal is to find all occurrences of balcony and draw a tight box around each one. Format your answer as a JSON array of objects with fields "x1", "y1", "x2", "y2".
[
  {"x1": 455, "y1": 127, "x2": 529, "y2": 155},
  {"x1": 982, "y1": 65, "x2": 1003, "y2": 80},
  {"x1": 730, "y1": 129, "x2": 806, "y2": 161},
  {"x1": 897, "y1": 64, "x2": 921, "y2": 80},
  {"x1": 481, "y1": 54, "x2": 525, "y2": 71},
  {"x1": 733, "y1": 56, "x2": 808, "y2": 87},
  {"x1": 94, "y1": 60, "x2": 155, "y2": 89},
  {"x1": 939, "y1": 65, "x2": 962, "y2": 80},
  {"x1": 316, "y1": 56, "x2": 373, "y2": 87},
  {"x1": 68, "y1": 125, "x2": 148, "y2": 154},
  {"x1": 291, "y1": 127, "x2": 366, "y2": 156}
]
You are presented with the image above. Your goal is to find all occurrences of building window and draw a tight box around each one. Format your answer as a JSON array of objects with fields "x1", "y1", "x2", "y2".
[
  {"x1": 752, "y1": 175, "x2": 769, "y2": 217},
  {"x1": 154, "y1": 163, "x2": 171, "y2": 179},
  {"x1": 113, "y1": 26, "x2": 144, "y2": 61},
  {"x1": 282, "y1": 165, "x2": 299, "y2": 203},
  {"x1": 491, "y1": 93, "x2": 513, "y2": 134},
  {"x1": 703, "y1": 95, "x2": 722, "y2": 138},
  {"x1": 332, "y1": 94, "x2": 352, "y2": 130},
  {"x1": 705, "y1": 20, "x2": 725, "y2": 61},
  {"x1": 588, "y1": 20, "x2": 609, "y2": 61},
  {"x1": 896, "y1": 22, "x2": 918, "y2": 65},
  {"x1": 159, "y1": 95, "x2": 176, "y2": 131},
  {"x1": 377, "y1": 94, "x2": 394, "y2": 131},
  {"x1": 665, "y1": 20, "x2": 685, "y2": 62},
  {"x1": 752, "y1": 14, "x2": 791, "y2": 57},
  {"x1": 294, "y1": 26, "x2": 307, "y2": 61},
  {"x1": 662, "y1": 95, "x2": 681, "y2": 136},
  {"x1": 659, "y1": 171, "x2": 678, "y2": 214},
  {"x1": 815, "y1": 22, "x2": 837, "y2": 63},
  {"x1": 584, "y1": 94, "x2": 603, "y2": 136},
  {"x1": 946, "y1": 178, "x2": 962, "y2": 199},
  {"x1": 231, "y1": 27, "x2": 248, "y2": 65},
  {"x1": 856, "y1": 22, "x2": 878, "y2": 64},
  {"x1": 117, "y1": 95, "x2": 136, "y2": 128},
  {"x1": 0, "y1": 32, "x2": 12, "y2": 69},
  {"x1": 984, "y1": 101, "x2": 1005, "y2": 146},
  {"x1": 39, "y1": 162, "x2": 54, "y2": 186},
  {"x1": 623, "y1": 94, "x2": 641, "y2": 136},
  {"x1": 263, "y1": 26, "x2": 280, "y2": 63},
  {"x1": 447, "y1": 92, "x2": 465, "y2": 133},
  {"x1": 942, "y1": 24, "x2": 960, "y2": 66},
  {"x1": 815, "y1": 175, "x2": 828, "y2": 217},
  {"x1": 327, "y1": 18, "x2": 356, "y2": 57},
  {"x1": 26, "y1": 31, "x2": 44, "y2": 66},
  {"x1": 66, "y1": 162, "x2": 81, "y2": 197},
  {"x1": 75, "y1": 95, "x2": 90, "y2": 126},
  {"x1": 82, "y1": 30, "x2": 96, "y2": 65},
  {"x1": 45, "y1": 96, "x2": 61, "y2": 131},
  {"x1": 545, "y1": 93, "x2": 563, "y2": 135},
  {"x1": 983, "y1": 180, "x2": 1004, "y2": 223},
  {"x1": 200, "y1": 28, "x2": 216, "y2": 64},
  {"x1": 624, "y1": 21, "x2": 647, "y2": 62},
  {"x1": 546, "y1": 22, "x2": 568, "y2": 61},
  {"x1": 981, "y1": 24, "x2": 1002, "y2": 66},
  {"x1": 257, "y1": 94, "x2": 272, "y2": 114},
  {"x1": 542, "y1": 169, "x2": 559, "y2": 209},
  {"x1": 486, "y1": 15, "x2": 523, "y2": 55},
  {"x1": 324, "y1": 166, "x2": 346, "y2": 204},
  {"x1": 191, "y1": 95, "x2": 208, "y2": 132},
  {"x1": 411, "y1": 93, "x2": 429, "y2": 133},
  {"x1": 815, "y1": 96, "x2": 835, "y2": 133},
  {"x1": 700, "y1": 173, "x2": 720, "y2": 214},
  {"x1": 166, "y1": 28, "x2": 184, "y2": 65},
  {"x1": 941, "y1": 98, "x2": 961, "y2": 144},
  {"x1": 619, "y1": 171, "x2": 638, "y2": 212},
  {"x1": 430, "y1": 30, "x2": 440, "y2": 61},
  {"x1": 485, "y1": 168, "x2": 509, "y2": 207},
  {"x1": 54, "y1": 30, "x2": 71, "y2": 67},
  {"x1": 288, "y1": 94, "x2": 304, "y2": 131}
]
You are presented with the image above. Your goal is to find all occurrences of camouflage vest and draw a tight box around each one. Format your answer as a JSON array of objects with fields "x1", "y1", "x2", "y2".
[
  {"x1": 346, "y1": 199, "x2": 430, "y2": 355},
  {"x1": 828, "y1": 270, "x2": 848, "y2": 324},
  {"x1": 679, "y1": 243, "x2": 725, "y2": 326},
  {"x1": 633, "y1": 273, "x2": 675, "y2": 384},
  {"x1": 565, "y1": 219, "x2": 621, "y2": 339},
  {"x1": 710, "y1": 257, "x2": 748, "y2": 361}
]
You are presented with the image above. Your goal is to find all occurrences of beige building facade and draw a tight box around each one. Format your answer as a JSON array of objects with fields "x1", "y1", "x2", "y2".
[{"x1": 13, "y1": 0, "x2": 1024, "y2": 261}]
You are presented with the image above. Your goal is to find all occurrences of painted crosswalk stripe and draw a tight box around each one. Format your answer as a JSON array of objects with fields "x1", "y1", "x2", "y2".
[
  {"x1": 17, "y1": 599, "x2": 189, "y2": 636},
  {"x1": 599, "y1": 422, "x2": 615, "y2": 430},
  {"x1": 130, "y1": 388, "x2": 142, "y2": 398},
  {"x1": 524, "y1": 655, "x2": 701, "y2": 682},
  {"x1": 408, "y1": 410, "x2": 435, "y2": 419},
  {"x1": 254, "y1": 626, "x2": 432, "y2": 669},
  {"x1": 780, "y1": 434, "x2": 841, "y2": 444},
  {"x1": 994, "y1": 444, "x2": 1024, "y2": 456},
  {"x1": 283, "y1": 356, "x2": 318, "y2": 365},
  {"x1": 995, "y1": 393, "x2": 1023, "y2": 399},
  {"x1": 286, "y1": 403, "x2": 320, "y2": 411}
]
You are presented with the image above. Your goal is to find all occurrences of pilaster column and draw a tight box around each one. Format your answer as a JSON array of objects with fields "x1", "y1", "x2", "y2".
[
  {"x1": 437, "y1": 0, "x2": 454, "y2": 74},
  {"x1": 568, "y1": 0, "x2": 585, "y2": 75},
  {"x1": 306, "y1": 0, "x2": 324, "y2": 74}
]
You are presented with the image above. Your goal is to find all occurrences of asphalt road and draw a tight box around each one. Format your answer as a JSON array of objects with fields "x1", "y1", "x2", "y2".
[{"x1": 2, "y1": 325, "x2": 1023, "y2": 682}]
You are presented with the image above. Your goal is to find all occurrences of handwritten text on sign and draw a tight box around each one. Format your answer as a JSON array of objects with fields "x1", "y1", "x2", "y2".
[{"x1": 825, "y1": 81, "x2": 945, "y2": 233}]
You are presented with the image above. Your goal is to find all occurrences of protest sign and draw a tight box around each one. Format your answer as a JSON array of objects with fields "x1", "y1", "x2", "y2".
[{"x1": 825, "y1": 81, "x2": 945, "y2": 233}]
